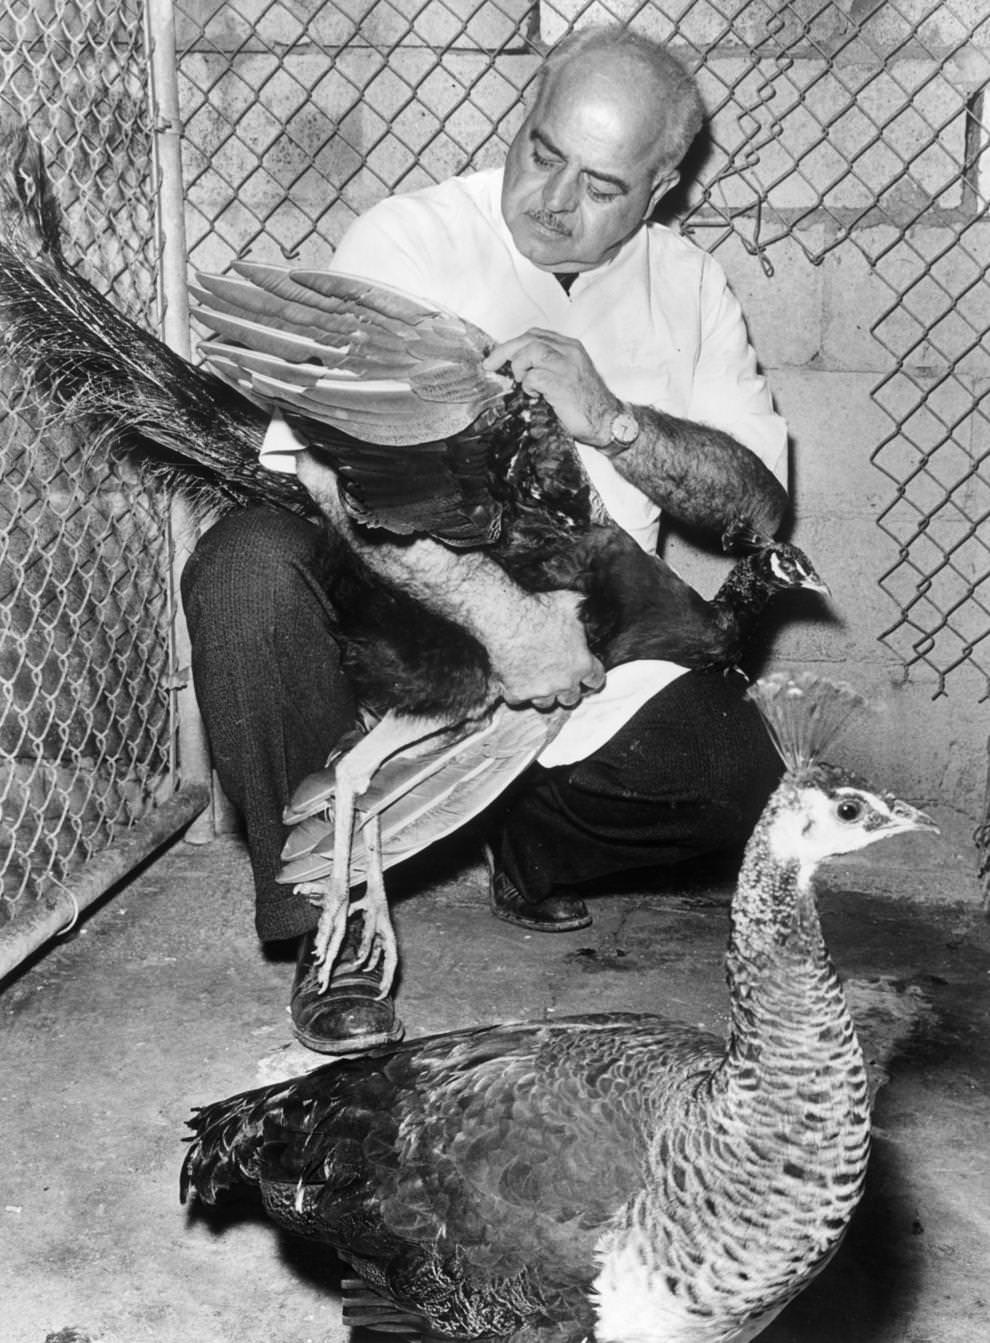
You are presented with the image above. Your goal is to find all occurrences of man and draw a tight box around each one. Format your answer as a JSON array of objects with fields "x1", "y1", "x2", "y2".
[{"x1": 181, "y1": 25, "x2": 788, "y2": 1056}]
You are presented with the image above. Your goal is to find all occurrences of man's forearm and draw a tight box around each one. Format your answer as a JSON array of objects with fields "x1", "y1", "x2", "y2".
[
  {"x1": 310, "y1": 461, "x2": 533, "y2": 641},
  {"x1": 297, "y1": 450, "x2": 602, "y2": 706},
  {"x1": 605, "y1": 406, "x2": 788, "y2": 538},
  {"x1": 479, "y1": 330, "x2": 788, "y2": 539}
]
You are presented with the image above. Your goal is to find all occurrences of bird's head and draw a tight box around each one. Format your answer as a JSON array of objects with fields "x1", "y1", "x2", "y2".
[
  {"x1": 754, "y1": 540, "x2": 830, "y2": 596},
  {"x1": 722, "y1": 521, "x2": 829, "y2": 596},
  {"x1": 747, "y1": 672, "x2": 938, "y2": 874},
  {"x1": 766, "y1": 761, "x2": 938, "y2": 872}
]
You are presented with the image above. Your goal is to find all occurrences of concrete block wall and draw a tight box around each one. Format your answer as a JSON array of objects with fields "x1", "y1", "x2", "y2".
[{"x1": 172, "y1": 1, "x2": 990, "y2": 888}]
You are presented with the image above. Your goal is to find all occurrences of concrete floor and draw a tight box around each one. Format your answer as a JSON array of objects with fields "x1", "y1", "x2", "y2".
[{"x1": 1, "y1": 821, "x2": 989, "y2": 1343}]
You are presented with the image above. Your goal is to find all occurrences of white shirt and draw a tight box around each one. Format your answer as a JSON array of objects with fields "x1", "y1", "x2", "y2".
[{"x1": 265, "y1": 168, "x2": 788, "y2": 765}]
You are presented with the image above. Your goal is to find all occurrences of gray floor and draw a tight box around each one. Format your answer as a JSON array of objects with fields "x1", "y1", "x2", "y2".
[{"x1": 2, "y1": 821, "x2": 988, "y2": 1343}]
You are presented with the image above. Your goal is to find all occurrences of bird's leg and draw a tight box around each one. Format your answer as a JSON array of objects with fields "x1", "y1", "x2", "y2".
[
  {"x1": 299, "y1": 762, "x2": 360, "y2": 994},
  {"x1": 343, "y1": 813, "x2": 399, "y2": 998},
  {"x1": 299, "y1": 712, "x2": 448, "y2": 993}
]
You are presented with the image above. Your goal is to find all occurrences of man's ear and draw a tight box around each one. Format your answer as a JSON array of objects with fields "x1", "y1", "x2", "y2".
[{"x1": 646, "y1": 169, "x2": 679, "y2": 216}]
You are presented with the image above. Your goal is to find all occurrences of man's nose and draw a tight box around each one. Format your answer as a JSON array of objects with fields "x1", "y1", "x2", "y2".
[{"x1": 542, "y1": 168, "x2": 579, "y2": 214}]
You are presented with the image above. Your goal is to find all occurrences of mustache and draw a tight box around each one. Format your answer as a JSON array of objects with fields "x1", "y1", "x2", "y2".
[{"x1": 527, "y1": 208, "x2": 571, "y2": 235}]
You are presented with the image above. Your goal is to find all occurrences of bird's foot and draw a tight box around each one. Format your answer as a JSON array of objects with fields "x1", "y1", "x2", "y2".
[
  {"x1": 345, "y1": 886, "x2": 399, "y2": 1000},
  {"x1": 297, "y1": 879, "x2": 350, "y2": 993}
]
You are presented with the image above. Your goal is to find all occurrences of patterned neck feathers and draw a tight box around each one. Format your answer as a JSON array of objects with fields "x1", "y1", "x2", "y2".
[{"x1": 719, "y1": 674, "x2": 870, "y2": 1105}]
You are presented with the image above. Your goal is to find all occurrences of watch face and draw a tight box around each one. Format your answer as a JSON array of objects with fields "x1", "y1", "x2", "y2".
[{"x1": 611, "y1": 410, "x2": 639, "y2": 444}]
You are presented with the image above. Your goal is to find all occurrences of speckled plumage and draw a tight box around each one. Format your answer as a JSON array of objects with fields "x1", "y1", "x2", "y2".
[{"x1": 181, "y1": 675, "x2": 937, "y2": 1342}]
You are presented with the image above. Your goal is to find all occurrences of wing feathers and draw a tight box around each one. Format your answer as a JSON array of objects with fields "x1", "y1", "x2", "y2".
[
  {"x1": 278, "y1": 705, "x2": 569, "y2": 886},
  {"x1": 191, "y1": 263, "x2": 510, "y2": 448}
]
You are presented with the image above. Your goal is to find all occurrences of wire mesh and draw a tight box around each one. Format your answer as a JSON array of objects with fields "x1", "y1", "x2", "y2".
[
  {"x1": 1, "y1": 0, "x2": 987, "y2": 961},
  {"x1": 170, "y1": 0, "x2": 990, "y2": 697},
  {"x1": 0, "y1": 0, "x2": 182, "y2": 952}
]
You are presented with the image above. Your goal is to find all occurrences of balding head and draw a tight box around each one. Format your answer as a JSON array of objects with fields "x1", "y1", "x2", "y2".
[
  {"x1": 500, "y1": 26, "x2": 705, "y2": 271},
  {"x1": 535, "y1": 27, "x2": 705, "y2": 178}
]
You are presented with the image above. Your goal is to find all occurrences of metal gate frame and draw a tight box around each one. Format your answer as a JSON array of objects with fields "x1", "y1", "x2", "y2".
[{"x1": 0, "y1": 0, "x2": 210, "y2": 980}]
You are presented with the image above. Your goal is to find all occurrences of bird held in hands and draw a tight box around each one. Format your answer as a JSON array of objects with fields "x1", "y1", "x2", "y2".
[{"x1": 0, "y1": 120, "x2": 828, "y2": 1001}]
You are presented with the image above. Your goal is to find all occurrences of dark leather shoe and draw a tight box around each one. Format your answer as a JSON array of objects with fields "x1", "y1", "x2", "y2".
[
  {"x1": 291, "y1": 925, "x2": 403, "y2": 1055},
  {"x1": 487, "y1": 850, "x2": 592, "y2": 932}
]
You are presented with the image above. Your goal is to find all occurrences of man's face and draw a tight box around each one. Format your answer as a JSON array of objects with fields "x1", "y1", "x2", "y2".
[{"x1": 501, "y1": 63, "x2": 678, "y2": 273}]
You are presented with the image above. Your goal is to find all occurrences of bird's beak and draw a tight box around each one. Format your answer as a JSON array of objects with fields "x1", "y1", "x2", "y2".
[
  {"x1": 802, "y1": 575, "x2": 831, "y2": 596},
  {"x1": 889, "y1": 798, "x2": 940, "y2": 835}
]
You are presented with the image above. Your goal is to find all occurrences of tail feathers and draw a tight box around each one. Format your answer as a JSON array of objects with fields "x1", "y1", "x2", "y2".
[
  {"x1": 0, "y1": 116, "x2": 63, "y2": 261},
  {"x1": 180, "y1": 1088, "x2": 276, "y2": 1206},
  {"x1": 341, "y1": 1278, "x2": 426, "y2": 1336},
  {"x1": 0, "y1": 119, "x2": 313, "y2": 519}
]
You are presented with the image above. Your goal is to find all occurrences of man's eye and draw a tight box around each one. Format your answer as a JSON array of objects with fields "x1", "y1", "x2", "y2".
[
  {"x1": 533, "y1": 150, "x2": 557, "y2": 169},
  {"x1": 587, "y1": 184, "x2": 620, "y2": 203}
]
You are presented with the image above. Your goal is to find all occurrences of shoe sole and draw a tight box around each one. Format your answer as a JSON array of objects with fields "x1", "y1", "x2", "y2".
[
  {"x1": 489, "y1": 899, "x2": 593, "y2": 933},
  {"x1": 483, "y1": 842, "x2": 593, "y2": 933},
  {"x1": 291, "y1": 1019, "x2": 405, "y2": 1056}
]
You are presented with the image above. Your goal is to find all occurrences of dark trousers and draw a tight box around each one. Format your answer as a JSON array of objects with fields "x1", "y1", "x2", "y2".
[
  {"x1": 181, "y1": 508, "x2": 782, "y2": 939},
  {"x1": 181, "y1": 508, "x2": 357, "y2": 939},
  {"x1": 496, "y1": 670, "x2": 782, "y2": 901}
]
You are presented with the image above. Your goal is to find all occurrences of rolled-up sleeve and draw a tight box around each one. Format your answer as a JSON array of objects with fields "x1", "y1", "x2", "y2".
[{"x1": 689, "y1": 254, "x2": 789, "y2": 488}]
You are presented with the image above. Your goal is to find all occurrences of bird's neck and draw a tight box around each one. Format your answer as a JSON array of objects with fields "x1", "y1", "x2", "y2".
[
  {"x1": 666, "y1": 820, "x2": 872, "y2": 1312},
  {"x1": 722, "y1": 819, "x2": 858, "y2": 1078},
  {"x1": 711, "y1": 555, "x2": 776, "y2": 632},
  {"x1": 712, "y1": 816, "x2": 870, "y2": 1192},
  {"x1": 597, "y1": 808, "x2": 871, "y2": 1338}
]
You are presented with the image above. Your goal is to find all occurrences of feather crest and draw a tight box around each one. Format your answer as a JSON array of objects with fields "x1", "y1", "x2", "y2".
[{"x1": 747, "y1": 671, "x2": 866, "y2": 777}]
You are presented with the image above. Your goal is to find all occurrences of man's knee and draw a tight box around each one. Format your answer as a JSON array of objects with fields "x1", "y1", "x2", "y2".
[{"x1": 181, "y1": 507, "x2": 324, "y2": 630}]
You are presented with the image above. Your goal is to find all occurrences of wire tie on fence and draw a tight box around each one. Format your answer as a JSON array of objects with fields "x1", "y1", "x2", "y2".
[{"x1": 58, "y1": 892, "x2": 80, "y2": 936}]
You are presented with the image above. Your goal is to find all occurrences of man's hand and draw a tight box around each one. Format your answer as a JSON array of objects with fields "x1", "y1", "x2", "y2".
[
  {"x1": 483, "y1": 329, "x2": 620, "y2": 448},
  {"x1": 487, "y1": 588, "x2": 605, "y2": 710},
  {"x1": 296, "y1": 449, "x2": 604, "y2": 710},
  {"x1": 296, "y1": 446, "x2": 342, "y2": 517}
]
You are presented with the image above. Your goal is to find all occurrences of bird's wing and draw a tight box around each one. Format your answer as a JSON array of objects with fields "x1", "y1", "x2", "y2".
[
  {"x1": 279, "y1": 703, "x2": 570, "y2": 886},
  {"x1": 193, "y1": 265, "x2": 517, "y2": 545},
  {"x1": 183, "y1": 1015, "x2": 722, "y2": 1323}
]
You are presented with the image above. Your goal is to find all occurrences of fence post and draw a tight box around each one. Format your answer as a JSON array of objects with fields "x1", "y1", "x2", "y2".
[{"x1": 145, "y1": 0, "x2": 215, "y2": 842}]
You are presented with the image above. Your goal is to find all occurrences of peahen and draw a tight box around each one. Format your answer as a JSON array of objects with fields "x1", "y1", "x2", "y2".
[
  {"x1": 0, "y1": 122, "x2": 827, "y2": 995},
  {"x1": 180, "y1": 672, "x2": 938, "y2": 1343}
]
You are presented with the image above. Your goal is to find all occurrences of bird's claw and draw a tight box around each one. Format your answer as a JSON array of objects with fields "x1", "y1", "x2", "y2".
[
  {"x1": 295, "y1": 880, "x2": 398, "y2": 1000},
  {"x1": 347, "y1": 887, "x2": 399, "y2": 999},
  {"x1": 296, "y1": 880, "x2": 349, "y2": 994}
]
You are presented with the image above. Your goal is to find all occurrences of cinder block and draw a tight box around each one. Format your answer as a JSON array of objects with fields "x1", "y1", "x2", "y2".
[
  {"x1": 176, "y1": 0, "x2": 533, "y2": 54},
  {"x1": 538, "y1": 0, "x2": 853, "y2": 50},
  {"x1": 705, "y1": 229, "x2": 825, "y2": 369},
  {"x1": 694, "y1": 53, "x2": 966, "y2": 216},
  {"x1": 823, "y1": 231, "x2": 913, "y2": 374},
  {"x1": 774, "y1": 509, "x2": 915, "y2": 664},
  {"x1": 178, "y1": 47, "x2": 537, "y2": 258},
  {"x1": 540, "y1": 0, "x2": 723, "y2": 49},
  {"x1": 770, "y1": 369, "x2": 895, "y2": 514},
  {"x1": 838, "y1": 1, "x2": 990, "y2": 56},
  {"x1": 792, "y1": 367, "x2": 981, "y2": 558},
  {"x1": 824, "y1": 224, "x2": 990, "y2": 376}
]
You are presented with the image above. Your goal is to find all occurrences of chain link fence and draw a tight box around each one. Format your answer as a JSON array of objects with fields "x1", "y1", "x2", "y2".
[
  {"x1": 1, "y1": 0, "x2": 987, "y2": 972},
  {"x1": 170, "y1": 0, "x2": 989, "y2": 695},
  {"x1": 0, "y1": 0, "x2": 208, "y2": 977}
]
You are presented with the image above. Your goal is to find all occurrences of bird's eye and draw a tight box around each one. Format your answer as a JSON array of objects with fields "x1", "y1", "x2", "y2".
[{"x1": 835, "y1": 798, "x2": 864, "y2": 823}]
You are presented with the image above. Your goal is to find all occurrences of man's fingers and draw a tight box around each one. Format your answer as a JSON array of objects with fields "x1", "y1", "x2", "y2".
[
  {"x1": 582, "y1": 658, "x2": 607, "y2": 694},
  {"x1": 483, "y1": 330, "x2": 577, "y2": 374}
]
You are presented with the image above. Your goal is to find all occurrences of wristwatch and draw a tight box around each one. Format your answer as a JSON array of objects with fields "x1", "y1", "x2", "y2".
[{"x1": 600, "y1": 403, "x2": 640, "y2": 457}]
